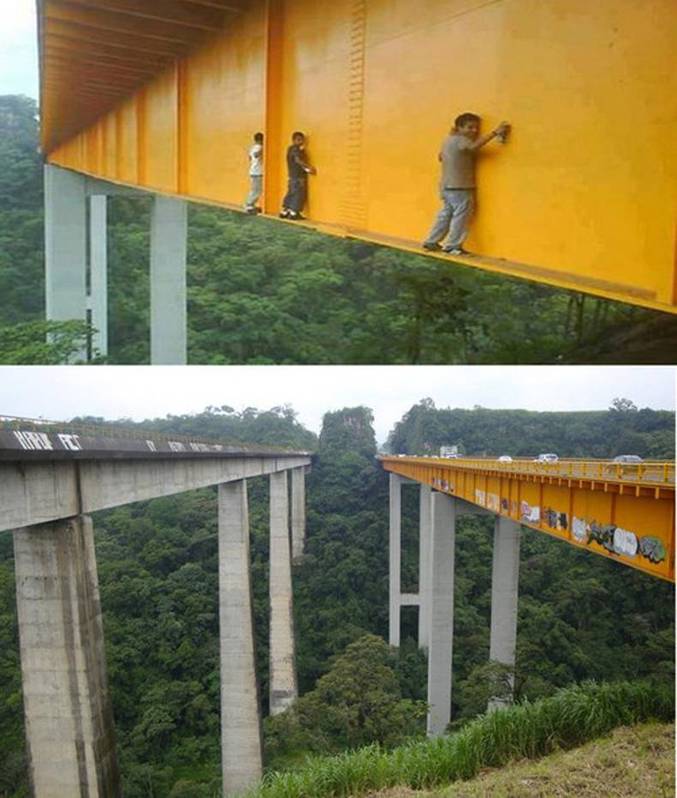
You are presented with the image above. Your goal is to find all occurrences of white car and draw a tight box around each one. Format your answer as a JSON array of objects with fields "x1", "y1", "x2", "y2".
[
  {"x1": 497, "y1": 455, "x2": 513, "y2": 462},
  {"x1": 613, "y1": 454, "x2": 643, "y2": 464},
  {"x1": 534, "y1": 453, "x2": 559, "y2": 463}
]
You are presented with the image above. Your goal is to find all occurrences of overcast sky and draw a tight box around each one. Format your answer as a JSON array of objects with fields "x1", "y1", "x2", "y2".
[
  {"x1": 0, "y1": 366, "x2": 673, "y2": 444},
  {"x1": 2, "y1": 1, "x2": 38, "y2": 98}
]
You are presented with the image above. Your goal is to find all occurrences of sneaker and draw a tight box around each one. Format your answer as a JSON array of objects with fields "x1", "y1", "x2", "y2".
[
  {"x1": 245, "y1": 207, "x2": 257, "y2": 215},
  {"x1": 279, "y1": 209, "x2": 290, "y2": 218},
  {"x1": 422, "y1": 242, "x2": 442, "y2": 252},
  {"x1": 288, "y1": 212, "x2": 305, "y2": 221},
  {"x1": 443, "y1": 247, "x2": 472, "y2": 256}
]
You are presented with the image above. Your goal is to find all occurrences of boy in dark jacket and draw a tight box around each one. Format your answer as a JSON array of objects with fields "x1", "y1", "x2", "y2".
[{"x1": 280, "y1": 131, "x2": 316, "y2": 220}]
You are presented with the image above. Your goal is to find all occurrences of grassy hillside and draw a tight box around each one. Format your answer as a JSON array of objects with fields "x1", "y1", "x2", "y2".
[{"x1": 370, "y1": 722, "x2": 674, "y2": 797}]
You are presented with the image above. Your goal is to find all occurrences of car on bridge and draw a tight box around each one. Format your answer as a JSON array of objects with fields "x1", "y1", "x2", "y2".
[
  {"x1": 534, "y1": 453, "x2": 559, "y2": 463},
  {"x1": 497, "y1": 455, "x2": 513, "y2": 462},
  {"x1": 613, "y1": 455, "x2": 643, "y2": 463}
]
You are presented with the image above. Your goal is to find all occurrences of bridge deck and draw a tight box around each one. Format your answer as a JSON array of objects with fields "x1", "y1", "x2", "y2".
[{"x1": 380, "y1": 456, "x2": 675, "y2": 583}]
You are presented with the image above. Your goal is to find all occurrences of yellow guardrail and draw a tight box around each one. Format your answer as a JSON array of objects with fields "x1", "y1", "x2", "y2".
[{"x1": 382, "y1": 456, "x2": 675, "y2": 487}]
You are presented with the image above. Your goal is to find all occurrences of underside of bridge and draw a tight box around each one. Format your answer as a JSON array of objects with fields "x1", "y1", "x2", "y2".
[{"x1": 38, "y1": 0, "x2": 677, "y2": 313}]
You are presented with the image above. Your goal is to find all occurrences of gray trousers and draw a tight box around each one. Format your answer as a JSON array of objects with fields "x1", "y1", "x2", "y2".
[
  {"x1": 424, "y1": 188, "x2": 475, "y2": 248},
  {"x1": 245, "y1": 175, "x2": 263, "y2": 208}
]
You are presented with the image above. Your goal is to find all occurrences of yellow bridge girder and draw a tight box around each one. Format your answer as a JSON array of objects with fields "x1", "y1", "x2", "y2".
[
  {"x1": 380, "y1": 456, "x2": 675, "y2": 582},
  {"x1": 38, "y1": 0, "x2": 677, "y2": 312}
]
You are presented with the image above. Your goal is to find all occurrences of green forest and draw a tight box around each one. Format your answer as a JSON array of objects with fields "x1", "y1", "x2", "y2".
[
  {"x1": 0, "y1": 401, "x2": 674, "y2": 797},
  {"x1": 2, "y1": 94, "x2": 677, "y2": 366}
]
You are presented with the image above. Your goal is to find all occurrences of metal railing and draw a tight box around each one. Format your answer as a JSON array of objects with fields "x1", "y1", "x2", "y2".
[{"x1": 381, "y1": 455, "x2": 675, "y2": 487}]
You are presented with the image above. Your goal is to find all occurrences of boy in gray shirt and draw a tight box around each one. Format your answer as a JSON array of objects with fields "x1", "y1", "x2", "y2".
[{"x1": 423, "y1": 113, "x2": 510, "y2": 255}]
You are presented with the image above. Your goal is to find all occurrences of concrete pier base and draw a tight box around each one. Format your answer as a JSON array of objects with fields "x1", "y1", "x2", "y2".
[
  {"x1": 150, "y1": 196, "x2": 187, "y2": 365},
  {"x1": 268, "y1": 471, "x2": 297, "y2": 714},
  {"x1": 418, "y1": 484, "x2": 432, "y2": 649},
  {"x1": 13, "y1": 516, "x2": 120, "y2": 797},
  {"x1": 218, "y1": 480, "x2": 263, "y2": 794},
  {"x1": 488, "y1": 516, "x2": 521, "y2": 712},
  {"x1": 427, "y1": 493, "x2": 456, "y2": 737},
  {"x1": 291, "y1": 467, "x2": 306, "y2": 561}
]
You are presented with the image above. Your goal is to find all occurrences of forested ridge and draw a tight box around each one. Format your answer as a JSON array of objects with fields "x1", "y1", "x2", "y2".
[
  {"x1": 0, "y1": 402, "x2": 674, "y2": 797},
  {"x1": 2, "y1": 95, "x2": 677, "y2": 365}
]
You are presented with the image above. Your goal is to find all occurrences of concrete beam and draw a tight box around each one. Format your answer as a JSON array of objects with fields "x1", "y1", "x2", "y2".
[
  {"x1": 388, "y1": 473, "x2": 402, "y2": 647},
  {"x1": 0, "y1": 456, "x2": 312, "y2": 534},
  {"x1": 488, "y1": 516, "x2": 521, "y2": 712},
  {"x1": 218, "y1": 481, "x2": 263, "y2": 794},
  {"x1": 14, "y1": 516, "x2": 120, "y2": 797},
  {"x1": 418, "y1": 484, "x2": 432, "y2": 649},
  {"x1": 269, "y1": 471, "x2": 297, "y2": 715},
  {"x1": 150, "y1": 196, "x2": 187, "y2": 365},
  {"x1": 89, "y1": 195, "x2": 108, "y2": 358},
  {"x1": 44, "y1": 164, "x2": 87, "y2": 357},
  {"x1": 290, "y1": 467, "x2": 306, "y2": 561},
  {"x1": 427, "y1": 492, "x2": 456, "y2": 737}
]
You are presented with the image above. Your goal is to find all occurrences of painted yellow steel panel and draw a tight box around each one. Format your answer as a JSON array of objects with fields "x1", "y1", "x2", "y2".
[
  {"x1": 380, "y1": 456, "x2": 675, "y2": 581},
  {"x1": 43, "y1": 0, "x2": 677, "y2": 311},
  {"x1": 139, "y1": 69, "x2": 179, "y2": 194},
  {"x1": 184, "y1": 4, "x2": 267, "y2": 204}
]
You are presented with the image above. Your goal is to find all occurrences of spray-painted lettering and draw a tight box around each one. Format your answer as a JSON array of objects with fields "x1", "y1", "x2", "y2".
[{"x1": 13, "y1": 430, "x2": 54, "y2": 451}]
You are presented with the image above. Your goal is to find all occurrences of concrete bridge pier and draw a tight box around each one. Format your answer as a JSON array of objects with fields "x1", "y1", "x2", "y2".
[
  {"x1": 268, "y1": 471, "x2": 297, "y2": 715},
  {"x1": 488, "y1": 516, "x2": 521, "y2": 712},
  {"x1": 13, "y1": 515, "x2": 120, "y2": 797},
  {"x1": 44, "y1": 164, "x2": 188, "y2": 365},
  {"x1": 426, "y1": 492, "x2": 457, "y2": 737},
  {"x1": 290, "y1": 467, "x2": 306, "y2": 562},
  {"x1": 218, "y1": 480, "x2": 263, "y2": 793}
]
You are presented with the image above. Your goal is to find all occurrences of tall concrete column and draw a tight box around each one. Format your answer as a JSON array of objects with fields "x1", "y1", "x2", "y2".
[
  {"x1": 488, "y1": 516, "x2": 521, "y2": 712},
  {"x1": 44, "y1": 164, "x2": 87, "y2": 360},
  {"x1": 290, "y1": 467, "x2": 306, "y2": 562},
  {"x1": 418, "y1": 483, "x2": 432, "y2": 649},
  {"x1": 218, "y1": 480, "x2": 263, "y2": 794},
  {"x1": 388, "y1": 473, "x2": 402, "y2": 647},
  {"x1": 13, "y1": 516, "x2": 120, "y2": 797},
  {"x1": 89, "y1": 195, "x2": 108, "y2": 357},
  {"x1": 150, "y1": 195, "x2": 187, "y2": 365},
  {"x1": 269, "y1": 471, "x2": 297, "y2": 715},
  {"x1": 427, "y1": 492, "x2": 456, "y2": 737}
]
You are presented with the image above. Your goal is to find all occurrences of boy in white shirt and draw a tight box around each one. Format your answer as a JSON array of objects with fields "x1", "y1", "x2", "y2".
[{"x1": 244, "y1": 132, "x2": 264, "y2": 214}]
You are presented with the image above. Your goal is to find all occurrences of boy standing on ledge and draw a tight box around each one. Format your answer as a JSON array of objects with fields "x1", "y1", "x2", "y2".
[
  {"x1": 280, "y1": 131, "x2": 317, "y2": 220},
  {"x1": 244, "y1": 132, "x2": 264, "y2": 214},
  {"x1": 423, "y1": 113, "x2": 510, "y2": 256}
]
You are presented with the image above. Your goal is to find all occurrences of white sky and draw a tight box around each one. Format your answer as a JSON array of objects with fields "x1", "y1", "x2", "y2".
[
  {"x1": 1, "y1": 1, "x2": 38, "y2": 98},
  {"x1": 0, "y1": 366, "x2": 673, "y2": 444}
]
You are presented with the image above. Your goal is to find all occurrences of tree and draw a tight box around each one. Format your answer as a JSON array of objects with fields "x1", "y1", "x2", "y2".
[{"x1": 263, "y1": 634, "x2": 425, "y2": 760}]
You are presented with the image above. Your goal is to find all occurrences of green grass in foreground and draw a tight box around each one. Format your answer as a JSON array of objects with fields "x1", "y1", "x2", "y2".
[
  {"x1": 372, "y1": 722, "x2": 674, "y2": 797},
  {"x1": 245, "y1": 681, "x2": 674, "y2": 798}
]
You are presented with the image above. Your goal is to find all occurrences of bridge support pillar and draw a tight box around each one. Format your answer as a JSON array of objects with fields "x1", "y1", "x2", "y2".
[
  {"x1": 13, "y1": 516, "x2": 120, "y2": 797},
  {"x1": 89, "y1": 195, "x2": 108, "y2": 358},
  {"x1": 388, "y1": 473, "x2": 402, "y2": 647},
  {"x1": 291, "y1": 467, "x2": 306, "y2": 561},
  {"x1": 150, "y1": 195, "x2": 187, "y2": 365},
  {"x1": 418, "y1": 484, "x2": 432, "y2": 649},
  {"x1": 44, "y1": 164, "x2": 87, "y2": 361},
  {"x1": 427, "y1": 492, "x2": 456, "y2": 737},
  {"x1": 488, "y1": 516, "x2": 521, "y2": 712},
  {"x1": 218, "y1": 480, "x2": 263, "y2": 793},
  {"x1": 269, "y1": 471, "x2": 297, "y2": 714}
]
